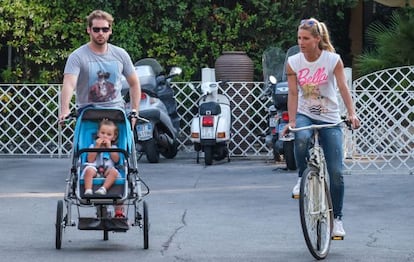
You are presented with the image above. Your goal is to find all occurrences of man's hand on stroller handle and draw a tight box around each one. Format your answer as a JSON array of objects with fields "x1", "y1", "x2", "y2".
[{"x1": 58, "y1": 111, "x2": 76, "y2": 126}]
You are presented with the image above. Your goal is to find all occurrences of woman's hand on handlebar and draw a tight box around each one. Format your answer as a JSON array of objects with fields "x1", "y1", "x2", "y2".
[
  {"x1": 347, "y1": 114, "x2": 361, "y2": 130},
  {"x1": 281, "y1": 121, "x2": 296, "y2": 137}
]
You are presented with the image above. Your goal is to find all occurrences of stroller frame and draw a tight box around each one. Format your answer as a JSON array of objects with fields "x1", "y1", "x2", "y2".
[{"x1": 55, "y1": 107, "x2": 149, "y2": 249}]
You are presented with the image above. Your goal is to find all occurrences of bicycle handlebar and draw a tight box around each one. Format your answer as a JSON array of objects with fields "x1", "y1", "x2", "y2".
[{"x1": 288, "y1": 119, "x2": 351, "y2": 132}]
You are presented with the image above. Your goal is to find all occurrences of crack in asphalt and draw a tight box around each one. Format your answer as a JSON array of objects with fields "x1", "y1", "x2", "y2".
[
  {"x1": 192, "y1": 172, "x2": 202, "y2": 188},
  {"x1": 406, "y1": 251, "x2": 414, "y2": 262},
  {"x1": 161, "y1": 209, "x2": 187, "y2": 255},
  {"x1": 367, "y1": 229, "x2": 381, "y2": 247}
]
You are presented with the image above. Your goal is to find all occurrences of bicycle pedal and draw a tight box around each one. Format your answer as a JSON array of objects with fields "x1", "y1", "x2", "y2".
[
  {"x1": 292, "y1": 194, "x2": 299, "y2": 199},
  {"x1": 332, "y1": 236, "x2": 344, "y2": 240}
]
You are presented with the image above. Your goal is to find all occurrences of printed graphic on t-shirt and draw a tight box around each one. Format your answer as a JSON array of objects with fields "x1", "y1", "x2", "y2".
[
  {"x1": 88, "y1": 62, "x2": 118, "y2": 103},
  {"x1": 297, "y1": 67, "x2": 329, "y2": 115}
]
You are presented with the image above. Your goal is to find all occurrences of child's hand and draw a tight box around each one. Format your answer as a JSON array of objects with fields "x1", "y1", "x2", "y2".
[
  {"x1": 96, "y1": 138, "x2": 105, "y2": 148},
  {"x1": 101, "y1": 138, "x2": 112, "y2": 148}
]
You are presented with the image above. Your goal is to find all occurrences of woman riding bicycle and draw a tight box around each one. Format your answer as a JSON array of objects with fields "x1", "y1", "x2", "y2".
[{"x1": 283, "y1": 18, "x2": 360, "y2": 237}]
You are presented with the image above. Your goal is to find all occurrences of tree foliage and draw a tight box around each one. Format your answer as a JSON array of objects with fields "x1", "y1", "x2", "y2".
[
  {"x1": 354, "y1": 7, "x2": 414, "y2": 77},
  {"x1": 0, "y1": 0, "x2": 93, "y2": 83},
  {"x1": 0, "y1": 0, "x2": 358, "y2": 82}
]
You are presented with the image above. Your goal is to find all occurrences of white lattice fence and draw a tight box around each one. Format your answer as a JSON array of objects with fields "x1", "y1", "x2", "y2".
[
  {"x1": 0, "y1": 82, "x2": 273, "y2": 157},
  {"x1": 0, "y1": 66, "x2": 413, "y2": 174},
  {"x1": 347, "y1": 66, "x2": 414, "y2": 173},
  {"x1": 1, "y1": 84, "x2": 62, "y2": 155}
]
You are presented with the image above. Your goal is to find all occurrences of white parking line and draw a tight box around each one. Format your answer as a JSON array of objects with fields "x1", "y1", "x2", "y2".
[{"x1": 0, "y1": 185, "x2": 282, "y2": 198}]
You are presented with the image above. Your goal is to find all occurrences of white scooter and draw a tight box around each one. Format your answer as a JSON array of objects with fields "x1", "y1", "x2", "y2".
[{"x1": 190, "y1": 81, "x2": 231, "y2": 165}]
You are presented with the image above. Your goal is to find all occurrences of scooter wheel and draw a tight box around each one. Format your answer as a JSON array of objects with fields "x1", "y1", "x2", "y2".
[
  {"x1": 204, "y1": 146, "x2": 213, "y2": 165},
  {"x1": 161, "y1": 141, "x2": 178, "y2": 159},
  {"x1": 143, "y1": 139, "x2": 160, "y2": 163}
]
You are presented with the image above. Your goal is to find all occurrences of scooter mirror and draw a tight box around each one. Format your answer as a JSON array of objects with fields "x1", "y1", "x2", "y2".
[
  {"x1": 169, "y1": 67, "x2": 182, "y2": 77},
  {"x1": 269, "y1": 75, "x2": 277, "y2": 85}
]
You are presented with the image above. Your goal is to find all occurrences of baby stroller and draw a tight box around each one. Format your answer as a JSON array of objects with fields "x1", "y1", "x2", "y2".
[{"x1": 55, "y1": 107, "x2": 149, "y2": 249}]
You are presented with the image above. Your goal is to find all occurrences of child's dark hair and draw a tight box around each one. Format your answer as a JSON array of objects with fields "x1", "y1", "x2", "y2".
[{"x1": 99, "y1": 118, "x2": 118, "y2": 139}]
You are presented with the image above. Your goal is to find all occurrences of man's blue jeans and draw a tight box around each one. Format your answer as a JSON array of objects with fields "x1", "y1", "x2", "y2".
[{"x1": 294, "y1": 114, "x2": 344, "y2": 219}]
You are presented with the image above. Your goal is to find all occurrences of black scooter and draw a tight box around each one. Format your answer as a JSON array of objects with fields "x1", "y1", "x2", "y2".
[
  {"x1": 262, "y1": 46, "x2": 299, "y2": 170},
  {"x1": 123, "y1": 58, "x2": 182, "y2": 163}
]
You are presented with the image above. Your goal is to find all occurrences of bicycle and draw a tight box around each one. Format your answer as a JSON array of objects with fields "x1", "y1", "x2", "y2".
[{"x1": 289, "y1": 118, "x2": 351, "y2": 260}]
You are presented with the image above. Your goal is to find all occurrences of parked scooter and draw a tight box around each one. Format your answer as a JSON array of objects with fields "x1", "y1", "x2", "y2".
[
  {"x1": 190, "y1": 81, "x2": 231, "y2": 165},
  {"x1": 262, "y1": 46, "x2": 299, "y2": 170},
  {"x1": 123, "y1": 58, "x2": 182, "y2": 163}
]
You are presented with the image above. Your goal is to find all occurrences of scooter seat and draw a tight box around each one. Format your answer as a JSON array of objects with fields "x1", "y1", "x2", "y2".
[{"x1": 199, "y1": 102, "x2": 221, "y2": 115}]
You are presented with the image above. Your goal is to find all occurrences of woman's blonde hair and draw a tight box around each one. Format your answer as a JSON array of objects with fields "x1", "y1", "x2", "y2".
[{"x1": 299, "y1": 18, "x2": 335, "y2": 53}]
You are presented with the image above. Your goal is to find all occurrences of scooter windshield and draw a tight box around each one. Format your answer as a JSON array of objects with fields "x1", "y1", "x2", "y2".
[
  {"x1": 262, "y1": 45, "x2": 300, "y2": 86},
  {"x1": 262, "y1": 47, "x2": 286, "y2": 85}
]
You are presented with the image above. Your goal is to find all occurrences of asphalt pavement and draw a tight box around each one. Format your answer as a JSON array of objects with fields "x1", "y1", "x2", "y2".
[{"x1": 0, "y1": 154, "x2": 413, "y2": 262}]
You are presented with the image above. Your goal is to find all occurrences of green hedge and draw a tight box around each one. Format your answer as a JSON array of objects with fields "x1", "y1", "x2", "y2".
[{"x1": 0, "y1": 0, "x2": 358, "y2": 83}]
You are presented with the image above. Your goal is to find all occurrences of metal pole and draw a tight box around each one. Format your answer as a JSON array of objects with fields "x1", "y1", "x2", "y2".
[{"x1": 7, "y1": 46, "x2": 12, "y2": 67}]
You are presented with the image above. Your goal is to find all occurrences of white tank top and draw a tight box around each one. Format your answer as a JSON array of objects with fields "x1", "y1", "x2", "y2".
[{"x1": 288, "y1": 50, "x2": 341, "y2": 123}]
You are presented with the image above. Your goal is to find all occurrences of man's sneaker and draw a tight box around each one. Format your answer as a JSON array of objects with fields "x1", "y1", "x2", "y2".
[
  {"x1": 84, "y1": 189, "x2": 93, "y2": 195},
  {"x1": 95, "y1": 187, "x2": 107, "y2": 195},
  {"x1": 333, "y1": 218, "x2": 346, "y2": 237},
  {"x1": 292, "y1": 178, "x2": 302, "y2": 199}
]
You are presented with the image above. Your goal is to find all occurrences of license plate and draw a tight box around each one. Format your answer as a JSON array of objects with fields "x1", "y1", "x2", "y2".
[
  {"x1": 201, "y1": 127, "x2": 215, "y2": 139},
  {"x1": 278, "y1": 123, "x2": 294, "y2": 141},
  {"x1": 137, "y1": 122, "x2": 153, "y2": 141},
  {"x1": 269, "y1": 115, "x2": 279, "y2": 127}
]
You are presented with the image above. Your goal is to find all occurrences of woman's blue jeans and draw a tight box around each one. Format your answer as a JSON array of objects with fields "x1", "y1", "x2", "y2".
[{"x1": 294, "y1": 114, "x2": 344, "y2": 219}]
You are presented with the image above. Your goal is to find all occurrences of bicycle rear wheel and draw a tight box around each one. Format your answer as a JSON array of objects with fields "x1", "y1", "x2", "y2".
[{"x1": 299, "y1": 167, "x2": 333, "y2": 260}]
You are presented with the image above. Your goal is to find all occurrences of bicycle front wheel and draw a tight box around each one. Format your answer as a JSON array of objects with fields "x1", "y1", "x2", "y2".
[{"x1": 299, "y1": 167, "x2": 333, "y2": 260}]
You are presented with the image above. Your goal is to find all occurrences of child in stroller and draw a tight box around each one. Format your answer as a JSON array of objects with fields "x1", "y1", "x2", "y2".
[
  {"x1": 83, "y1": 118, "x2": 120, "y2": 196},
  {"x1": 82, "y1": 118, "x2": 126, "y2": 218}
]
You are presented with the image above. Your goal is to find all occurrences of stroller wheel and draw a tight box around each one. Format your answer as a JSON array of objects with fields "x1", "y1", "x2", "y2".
[
  {"x1": 55, "y1": 200, "x2": 64, "y2": 249},
  {"x1": 143, "y1": 201, "x2": 149, "y2": 249}
]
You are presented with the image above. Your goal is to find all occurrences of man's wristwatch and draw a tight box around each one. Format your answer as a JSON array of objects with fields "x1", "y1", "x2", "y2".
[{"x1": 129, "y1": 109, "x2": 138, "y2": 119}]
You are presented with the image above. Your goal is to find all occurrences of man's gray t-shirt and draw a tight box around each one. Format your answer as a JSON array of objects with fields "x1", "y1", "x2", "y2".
[{"x1": 64, "y1": 43, "x2": 136, "y2": 109}]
